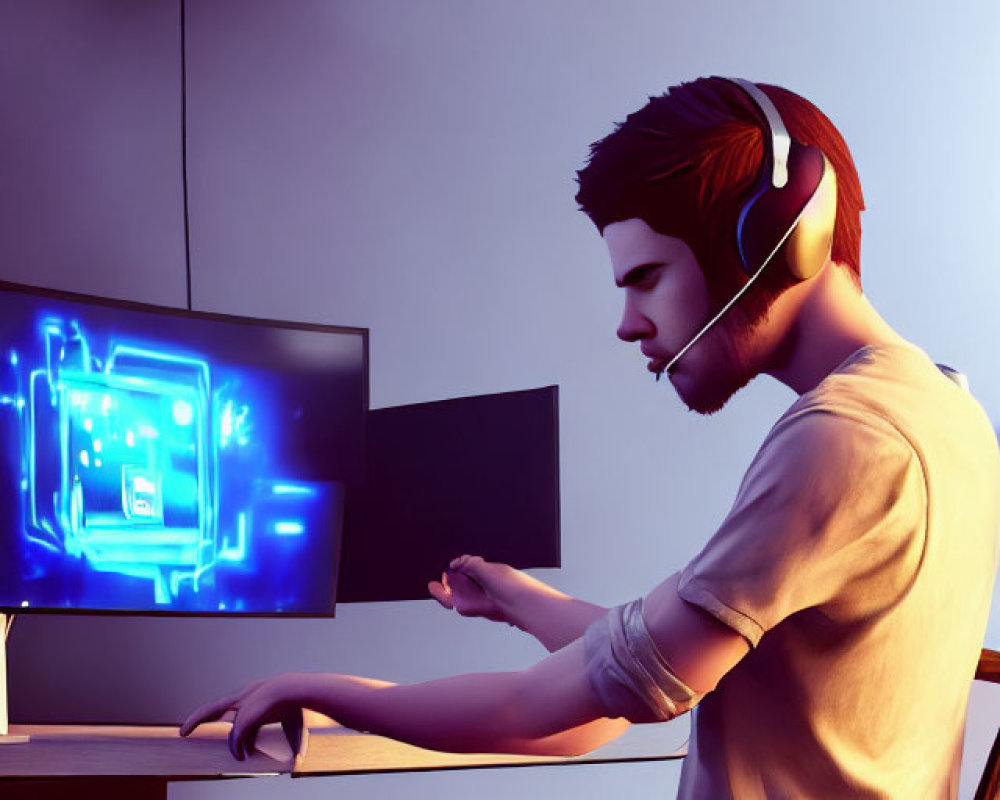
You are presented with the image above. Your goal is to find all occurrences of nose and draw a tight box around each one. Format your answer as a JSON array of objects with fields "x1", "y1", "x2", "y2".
[{"x1": 616, "y1": 293, "x2": 654, "y2": 342}]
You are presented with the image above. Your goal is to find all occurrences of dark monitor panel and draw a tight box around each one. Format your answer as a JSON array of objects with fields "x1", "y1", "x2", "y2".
[
  {"x1": 0, "y1": 281, "x2": 367, "y2": 617},
  {"x1": 339, "y1": 386, "x2": 560, "y2": 602}
]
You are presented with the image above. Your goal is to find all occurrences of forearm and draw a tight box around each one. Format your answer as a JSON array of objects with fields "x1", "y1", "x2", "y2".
[
  {"x1": 505, "y1": 585, "x2": 608, "y2": 653},
  {"x1": 291, "y1": 659, "x2": 626, "y2": 756}
]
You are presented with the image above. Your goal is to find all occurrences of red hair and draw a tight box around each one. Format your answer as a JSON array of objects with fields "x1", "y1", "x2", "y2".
[{"x1": 575, "y1": 77, "x2": 865, "y2": 323}]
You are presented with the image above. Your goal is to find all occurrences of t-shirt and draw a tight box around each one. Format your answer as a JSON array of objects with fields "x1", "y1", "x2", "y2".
[{"x1": 676, "y1": 342, "x2": 1000, "y2": 799}]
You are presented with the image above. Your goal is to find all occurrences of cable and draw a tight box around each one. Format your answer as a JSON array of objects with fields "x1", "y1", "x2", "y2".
[
  {"x1": 180, "y1": 0, "x2": 193, "y2": 312},
  {"x1": 660, "y1": 180, "x2": 816, "y2": 379}
]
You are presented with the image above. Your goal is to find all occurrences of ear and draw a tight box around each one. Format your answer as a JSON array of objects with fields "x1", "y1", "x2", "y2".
[{"x1": 784, "y1": 156, "x2": 837, "y2": 281}]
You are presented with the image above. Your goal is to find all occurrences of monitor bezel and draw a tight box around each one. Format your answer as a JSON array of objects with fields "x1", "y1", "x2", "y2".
[{"x1": 0, "y1": 279, "x2": 369, "y2": 619}]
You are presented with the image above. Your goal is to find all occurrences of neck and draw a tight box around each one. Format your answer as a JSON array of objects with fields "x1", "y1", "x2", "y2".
[{"x1": 757, "y1": 263, "x2": 908, "y2": 395}]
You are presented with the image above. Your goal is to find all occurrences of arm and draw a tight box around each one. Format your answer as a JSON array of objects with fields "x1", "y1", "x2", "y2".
[
  {"x1": 642, "y1": 573, "x2": 749, "y2": 694},
  {"x1": 429, "y1": 555, "x2": 607, "y2": 652},
  {"x1": 181, "y1": 571, "x2": 749, "y2": 760},
  {"x1": 181, "y1": 637, "x2": 628, "y2": 760}
]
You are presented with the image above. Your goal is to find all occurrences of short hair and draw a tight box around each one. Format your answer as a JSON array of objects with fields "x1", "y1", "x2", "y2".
[{"x1": 575, "y1": 76, "x2": 865, "y2": 324}]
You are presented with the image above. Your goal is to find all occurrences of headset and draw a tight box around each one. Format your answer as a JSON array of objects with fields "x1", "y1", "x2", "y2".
[{"x1": 659, "y1": 77, "x2": 837, "y2": 378}]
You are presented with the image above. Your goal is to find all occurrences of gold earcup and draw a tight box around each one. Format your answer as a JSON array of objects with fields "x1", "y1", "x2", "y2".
[{"x1": 784, "y1": 156, "x2": 837, "y2": 281}]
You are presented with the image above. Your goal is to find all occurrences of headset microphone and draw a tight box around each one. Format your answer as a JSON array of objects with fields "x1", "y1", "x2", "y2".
[
  {"x1": 658, "y1": 224, "x2": 788, "y2": 379},
  {"x1": 656, "y1": 78, "x2": 836, "y2": 381}
]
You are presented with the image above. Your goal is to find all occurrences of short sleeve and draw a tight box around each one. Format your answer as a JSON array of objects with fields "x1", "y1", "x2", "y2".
[{"x1": 678, "y1": 408, "x2": 926, "y2": 647}]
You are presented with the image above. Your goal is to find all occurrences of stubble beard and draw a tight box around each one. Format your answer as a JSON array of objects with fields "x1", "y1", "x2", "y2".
[
  {"x1": 674, "y1": 318, "x2": 756, "y2": 416},
  {"x1": 679, "y1": 364, "x2": 752, "y2": 415}
]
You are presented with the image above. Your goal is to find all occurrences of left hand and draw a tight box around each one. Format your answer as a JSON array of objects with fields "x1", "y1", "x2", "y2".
[{"x1": 179, "y1": 673, "x2": 307, "y2": 761}]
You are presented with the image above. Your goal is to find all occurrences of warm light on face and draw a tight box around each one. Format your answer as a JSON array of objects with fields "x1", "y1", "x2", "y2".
[{"x1": 604, "y1": 218, "x2": 753, "y2": 414}]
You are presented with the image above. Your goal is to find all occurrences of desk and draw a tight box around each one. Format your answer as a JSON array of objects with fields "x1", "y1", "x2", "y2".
[{"x1": 0, "y1": 719, "x2": 687, "y2": 798}]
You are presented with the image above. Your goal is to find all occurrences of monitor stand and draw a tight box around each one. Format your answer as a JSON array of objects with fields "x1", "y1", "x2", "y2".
[{"x1": 1, "y1": 614, "x2": 29, "y2": 744}]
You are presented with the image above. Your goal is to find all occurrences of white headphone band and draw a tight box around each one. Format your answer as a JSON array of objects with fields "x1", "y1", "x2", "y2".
[
  {"x1": 659, "y1": 77, "x2": 797, "y2": 379},
  {"x1": 724, "y1": 78, "x2": 790, "y2": 189}
]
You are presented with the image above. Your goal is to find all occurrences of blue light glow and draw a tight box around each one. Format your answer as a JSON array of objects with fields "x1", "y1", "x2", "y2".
[
  {"x1": 0, "y1": 306, "x2": 349, "y2": 614},
  {"x1": 137, "y1": 424, "x2": 160, "y2": 439},
  {"x1": 219, "y1": 512, "x2": 247, "y2": 562},
  {"x1": 274, "y1": 521, "x2": 305, "y2": 536},
  {"x1": 172, "y1": 399, "x2": 194, "y2": 427},
  {"x1": 272, "y1": 484, "x2": 316, "y2": 497}
]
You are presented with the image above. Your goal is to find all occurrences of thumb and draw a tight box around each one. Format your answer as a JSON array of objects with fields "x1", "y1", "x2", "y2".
[{"x1": 428, "y1": 576, "x2": 454, "y2": 609}]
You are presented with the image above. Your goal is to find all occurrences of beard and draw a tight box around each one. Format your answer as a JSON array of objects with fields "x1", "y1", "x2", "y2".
[
  {"x1": 671, "y1": 317, "x2": 756, "y2": 415},
  {"x1": 676, "y1": 363, "x2": 753, "y2": 415}
]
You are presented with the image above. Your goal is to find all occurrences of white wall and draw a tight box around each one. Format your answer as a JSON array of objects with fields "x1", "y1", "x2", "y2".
[
  {"x1": 3, "y1": 1, "x2": 999, "y2": 798},
  {"x1": 0, "y1": 0, "x2": 186, "y2": 304}
]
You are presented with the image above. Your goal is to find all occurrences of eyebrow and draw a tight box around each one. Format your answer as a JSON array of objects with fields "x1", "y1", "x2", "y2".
[{"x1": 616, "y1": 261, "x2": 665, "y2": 288}]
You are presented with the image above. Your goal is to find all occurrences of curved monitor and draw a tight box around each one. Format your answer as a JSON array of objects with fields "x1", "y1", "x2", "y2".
[{"x1": 0, "y1": 281, "x2": 367, "y2": 617}]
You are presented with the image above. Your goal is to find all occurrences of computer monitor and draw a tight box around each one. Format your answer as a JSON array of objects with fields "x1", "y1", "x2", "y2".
[{"x1": 0, "y1": 280, "x2": 367, "y2": 618}]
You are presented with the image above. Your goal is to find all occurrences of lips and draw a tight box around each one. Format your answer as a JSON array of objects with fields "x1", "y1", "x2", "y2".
[
  {"x1": 640, "y1": 346, "x2": 672, "y2": 376},
  {"x1": 647, "y1": 357, "x2": 669, "y2": 375}
]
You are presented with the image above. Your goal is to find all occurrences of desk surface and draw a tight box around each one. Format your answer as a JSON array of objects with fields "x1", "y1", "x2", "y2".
[{"x1": 0, "y1": 719, "x2": 687, "y2": 779}]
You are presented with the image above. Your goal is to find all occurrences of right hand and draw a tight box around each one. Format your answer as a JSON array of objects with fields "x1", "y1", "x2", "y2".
[{"x1": 428, "y1": 555, "x2": 539, "y2": 626}]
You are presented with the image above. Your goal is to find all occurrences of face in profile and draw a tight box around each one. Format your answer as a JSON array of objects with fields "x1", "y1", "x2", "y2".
[{"x1": 604, "y1": 218, "x2": 754, "y2": 415}]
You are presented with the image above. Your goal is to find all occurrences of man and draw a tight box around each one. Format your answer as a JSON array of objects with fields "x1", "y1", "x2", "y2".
[{"x1": 182, "y1": 77, "x2": 1000, "y2": 798}]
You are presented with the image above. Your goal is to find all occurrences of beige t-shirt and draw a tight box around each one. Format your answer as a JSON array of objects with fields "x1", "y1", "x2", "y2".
[{"x1": 676, "y1": 343, "x2": 1000, "y2": 799}]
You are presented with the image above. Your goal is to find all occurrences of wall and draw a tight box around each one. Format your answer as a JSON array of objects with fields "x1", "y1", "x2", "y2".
[
  {"x1": 2, "y1": 1, "x2": 999, "y2": 798},
  {"x1": 0, "y1": 0, "x2": 186, "y2": 304}
]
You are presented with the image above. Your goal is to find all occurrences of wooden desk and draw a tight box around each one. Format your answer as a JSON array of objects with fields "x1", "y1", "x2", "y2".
[{"x1": 0, "y1": 719, "x2": 687, "y2": 798}]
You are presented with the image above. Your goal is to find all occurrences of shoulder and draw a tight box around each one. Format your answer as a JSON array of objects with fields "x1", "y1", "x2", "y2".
[
  {"x1": 680, "y1": 403, "x2": 928, "y2": 643},
  {"x1": 742, "y1": 403, "x2": 920, "y2": 508}
]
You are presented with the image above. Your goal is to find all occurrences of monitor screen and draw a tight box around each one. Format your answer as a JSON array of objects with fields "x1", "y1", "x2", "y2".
[{"x1": 0, "y1": 281, "x2": 366, "y2": 617}]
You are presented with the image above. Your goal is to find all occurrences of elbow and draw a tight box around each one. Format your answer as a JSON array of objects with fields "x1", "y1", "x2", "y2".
[{"x1": 523, "y1": 716, "x2": 631, "y2": 758}]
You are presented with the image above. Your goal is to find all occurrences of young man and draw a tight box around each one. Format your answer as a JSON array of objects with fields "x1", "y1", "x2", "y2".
[{"x1": 182, "y1": 77, "x2": 1000, "y2": 798}]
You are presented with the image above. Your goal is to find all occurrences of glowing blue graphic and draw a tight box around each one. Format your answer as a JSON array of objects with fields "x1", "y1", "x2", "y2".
[
  {"x1": 272, "y1": 484, "x2": 316, "y2": 496},
  {"x1": 274, "y1": 521, "x2": 305, "y2": 536},
  {"x1": 0, "y1": 308, "x2": 348, "y2": 614}
]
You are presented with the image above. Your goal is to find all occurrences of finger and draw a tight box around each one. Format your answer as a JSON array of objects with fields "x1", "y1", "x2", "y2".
[
  {"x1": 282, "y1": 709, "x2": 305, "y2": 757},
  {"x1": 466, "y1": 555, "x2": 488, "y2": 571},
  {"x1": 228, "y1": 716, "x2": 241, "y2": 759},
  {"x1": 245, "y1": 725, "x2": 259, "y2": 760},
  {"x1": 447, "y1": 571, "x2": 489, "y2": 616},
  {"x1": 453, "y1": 555, "x2": 487, "y2": 578},
  {"x1": 180, "y1": 689, "x2": 246, "y2": 737},
  {"x1": 447, "y1": 570, "x2": 481, "y2": 594},
  {"x1": 427, "y1": 579, "x2": 454, "y2": 609},
  {"x1": 450, "y1": 564, "x2": 486, "y2": 592},
  {"x1": 180, "y1": 680, "x2": 265, "y2": 737},
  {"x1": 230, "y1": 706, "x2": 258, "y2": 761},
  {"x1": 234, "y1": 694, "x2": 270, "y2": 761}
]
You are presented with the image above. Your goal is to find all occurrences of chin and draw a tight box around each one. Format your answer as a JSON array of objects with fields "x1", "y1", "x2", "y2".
[{"x1": 673, "y1": 364, "x2": 752, "y2": 416}]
